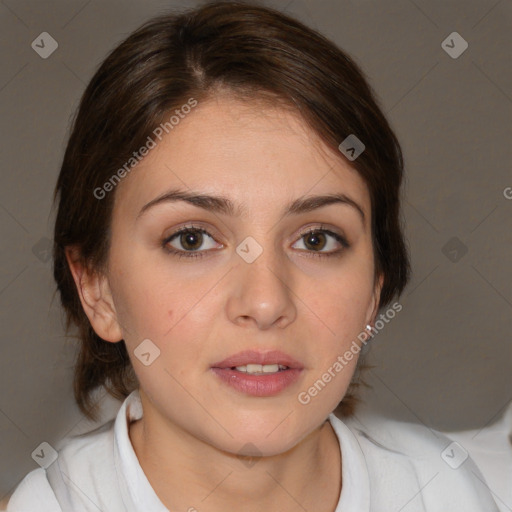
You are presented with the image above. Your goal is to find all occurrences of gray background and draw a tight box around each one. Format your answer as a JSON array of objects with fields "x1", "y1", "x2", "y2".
[{"x1": 0, "y1": 0, "x2": 510, "y2": 502}]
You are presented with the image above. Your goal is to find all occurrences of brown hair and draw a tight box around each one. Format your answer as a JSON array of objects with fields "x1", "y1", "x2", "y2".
[{"x1": 53, "y1": 0, "x2": 410, "y2": 420}]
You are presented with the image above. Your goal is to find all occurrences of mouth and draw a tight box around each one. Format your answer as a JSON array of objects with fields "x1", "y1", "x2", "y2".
[
  {"x1": 211, "y1": 349, "x2": 304, "y2": 370},
  {"x1": 230, "y1": 363, "x2": 290, "y2": 374},
  {"x1": 210, "y1": 350, "x2": 304, "y2": 397}
]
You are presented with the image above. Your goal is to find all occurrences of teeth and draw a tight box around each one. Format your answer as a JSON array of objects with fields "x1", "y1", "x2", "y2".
[{"x1": 234, "y1": 364, "x2": 288, "y2": 374}]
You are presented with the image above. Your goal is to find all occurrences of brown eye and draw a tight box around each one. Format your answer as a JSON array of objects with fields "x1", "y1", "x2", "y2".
[
  {"x1": 163, "y1": 226, "x2": 221, "y2": 258},
  {"x1": 303, "y1": 231, "x2": 327, "y2": 251},
  {"x1": 292, "y1": 228, "x2": 349, "y2": 257},
  {"x1": 179, "y1": 230, "x2": 204, "y2": 251}
]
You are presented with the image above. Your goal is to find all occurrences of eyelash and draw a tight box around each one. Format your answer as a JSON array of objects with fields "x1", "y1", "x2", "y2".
[{"x1": 162, "y1": 224, "x2": 350, "y2": 260}]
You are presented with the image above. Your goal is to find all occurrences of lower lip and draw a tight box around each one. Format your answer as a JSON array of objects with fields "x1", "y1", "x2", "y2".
[{"x1": 211, "y1": 368, "x2": 303, "y2": 397}]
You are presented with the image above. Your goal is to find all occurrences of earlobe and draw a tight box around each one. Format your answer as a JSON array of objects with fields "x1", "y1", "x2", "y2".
[
  {"x1": 367, "y1": 273, "x2": 384, "y2": 325},
  {"x1": 65, "y1": 246, "x2": 123, "y2": 343}
]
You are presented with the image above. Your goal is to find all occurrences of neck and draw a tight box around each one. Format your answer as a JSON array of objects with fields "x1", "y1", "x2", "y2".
[{"x1": 129, "y1": 394, "x2": 342, "y2": 512}]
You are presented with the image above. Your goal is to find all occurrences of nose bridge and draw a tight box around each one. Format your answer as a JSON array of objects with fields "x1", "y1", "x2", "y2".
[{"x1": 227, "y1": 234, "x2": 296, "y2": 329}]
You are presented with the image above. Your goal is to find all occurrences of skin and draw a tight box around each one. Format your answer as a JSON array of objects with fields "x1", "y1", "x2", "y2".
[{"x1": 67, "y1": 93, "x2": 383, "y2": 512}]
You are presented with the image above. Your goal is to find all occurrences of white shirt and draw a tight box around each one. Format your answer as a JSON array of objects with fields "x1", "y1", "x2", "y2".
[
  {"x1": 7, "y1": 390, "x2": 499, "y2": 511},
  {"x1": 442, "y1": 401, "x2": 512, "y2": 512}
]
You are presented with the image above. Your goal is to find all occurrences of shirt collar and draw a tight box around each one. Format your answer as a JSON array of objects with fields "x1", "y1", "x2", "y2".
[
  {"x1": 329, "y1": 413, "x2": 370, "y2": 511},
  {"x1": 113, "y1": 389, "x2": 169, "y2": 512}
]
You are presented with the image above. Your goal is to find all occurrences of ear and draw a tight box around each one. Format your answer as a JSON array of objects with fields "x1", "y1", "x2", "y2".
[
  {"x1": 366, "y1": 273, "x2": 384, "y2": 325},
  {"x1": 65, "y1": 246, "x2": 123, "y2": 343}
]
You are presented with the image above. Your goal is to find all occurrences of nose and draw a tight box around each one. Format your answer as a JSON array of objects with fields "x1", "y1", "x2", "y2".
[{"x1": 226, "y1": 244, "x2": 297, "y2": 330}]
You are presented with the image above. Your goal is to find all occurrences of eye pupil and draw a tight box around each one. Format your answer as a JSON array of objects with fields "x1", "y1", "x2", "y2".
[{"x1": 305, "y1": 231, "x2": 326, "y2": 251}]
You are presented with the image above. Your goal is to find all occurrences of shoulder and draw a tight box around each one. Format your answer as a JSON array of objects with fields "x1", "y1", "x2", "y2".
[
  {"x1": 6, "y1": 420, "x2": 116, "y2": 512},
  {"x1": 343, "y1": 408, "x2": 448, "y2": 457},
  {"x1": 332, "y1": 408, "x2": 499, "y2": 511},
  {"x1": 6, "y1": 469, "x2": 61, "y2": 512},
  {"x1": 56, "y1": 417, "x2": 116, "y2": 467}
]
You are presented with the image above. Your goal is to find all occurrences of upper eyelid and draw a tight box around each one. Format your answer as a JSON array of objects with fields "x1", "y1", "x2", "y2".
[{"x1": 164, "y1": 225, "x2": 221, "y2": 243}]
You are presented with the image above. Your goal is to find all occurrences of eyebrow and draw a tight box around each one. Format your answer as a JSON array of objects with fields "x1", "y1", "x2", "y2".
[{"x1": 136, "y1": 187, "x2": 365, "y2": 224}]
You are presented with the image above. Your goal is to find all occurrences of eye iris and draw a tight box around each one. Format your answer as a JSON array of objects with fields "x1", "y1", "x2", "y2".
[
  {"x1": 181, "y1": 230, "x2": 202, "y2": 250},
  {"x1": 304, "y1": 231, "x2": 326, "y2": 251}
]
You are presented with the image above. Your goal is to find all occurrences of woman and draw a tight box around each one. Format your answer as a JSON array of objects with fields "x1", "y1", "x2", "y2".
[{"x1": 6, "y1": 1, "x2": 498, "y2": 510}]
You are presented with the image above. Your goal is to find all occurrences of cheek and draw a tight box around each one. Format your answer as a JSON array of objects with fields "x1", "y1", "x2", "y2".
[
  {"x1": 108, "y1": 253, "x2": 179, "y2": 344},
  {"x1": 109, "y1": 255, "x2": 218, "y2": 361},
  {"x1": 303, "y1": 263, "x2": 374, "y2": 398},
  {"x1": 311, "y1": 265, "x2": 374, "y2": 333}
]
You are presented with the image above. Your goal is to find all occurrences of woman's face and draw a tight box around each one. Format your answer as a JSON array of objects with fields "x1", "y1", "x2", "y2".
[{"x1": 104, "y1": 95, "x2": 381, "y2": 455}]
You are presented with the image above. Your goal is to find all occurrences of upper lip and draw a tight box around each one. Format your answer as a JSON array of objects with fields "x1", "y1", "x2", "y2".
[{"x1": 211, "y1": 350, "x2": 304, "y2": 369}]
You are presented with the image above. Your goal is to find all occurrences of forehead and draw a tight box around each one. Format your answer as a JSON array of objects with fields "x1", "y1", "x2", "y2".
[{"x1": 114, "y1": 95, "x2": 370, "y2": 219}]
